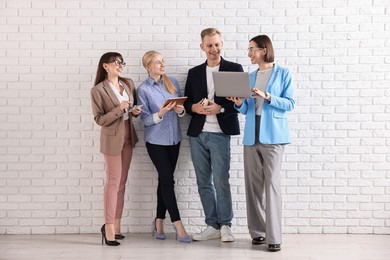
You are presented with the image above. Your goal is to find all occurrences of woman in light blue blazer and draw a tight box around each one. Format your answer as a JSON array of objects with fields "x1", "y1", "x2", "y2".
[{"x1": 228, "y1": 35, "x2": 295, "y2": 252}]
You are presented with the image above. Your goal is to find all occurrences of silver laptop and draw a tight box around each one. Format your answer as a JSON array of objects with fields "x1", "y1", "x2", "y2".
[{"x1": 212, "y1": 71, "x2": 252, "y2": 98}]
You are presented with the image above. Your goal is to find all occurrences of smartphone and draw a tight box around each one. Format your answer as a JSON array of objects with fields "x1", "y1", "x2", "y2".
[{"x1": 130, "y1": 104, "x2": 143, "y2": 111}]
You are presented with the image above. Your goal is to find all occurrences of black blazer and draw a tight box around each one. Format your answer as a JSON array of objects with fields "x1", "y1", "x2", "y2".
[{"x1": 184, "y1": 57, "x2": 243, "y2": 137}]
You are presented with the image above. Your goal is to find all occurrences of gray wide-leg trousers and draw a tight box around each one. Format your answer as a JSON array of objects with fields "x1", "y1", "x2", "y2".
[{"x1": 244, "y1": 142, "x2": 284, "y2": 245}]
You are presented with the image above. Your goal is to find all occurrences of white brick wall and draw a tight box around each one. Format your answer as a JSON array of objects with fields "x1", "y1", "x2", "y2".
[{"x1": 1, "y1": 0, "x2": 389, "y2": 235}]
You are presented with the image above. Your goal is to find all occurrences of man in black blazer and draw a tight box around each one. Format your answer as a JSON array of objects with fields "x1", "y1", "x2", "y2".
[{"x1": 184, "y1": 28, "x2": 243, "y2": 243}]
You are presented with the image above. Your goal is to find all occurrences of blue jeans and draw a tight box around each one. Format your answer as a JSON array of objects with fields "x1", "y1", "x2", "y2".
[{"x1": 189, "y1": 132, "x2": 233, "y2": 229}]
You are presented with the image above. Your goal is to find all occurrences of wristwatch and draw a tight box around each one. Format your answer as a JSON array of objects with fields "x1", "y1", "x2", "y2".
[{"x1": 220, "y1": 107, "x2": 225, "y2": 113}]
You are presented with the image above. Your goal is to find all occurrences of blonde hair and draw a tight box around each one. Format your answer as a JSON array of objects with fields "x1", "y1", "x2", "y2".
[
  {"x1": 201, "y1": 28, "x2": 221, "y2": 41},
  {"x1": 142, "y1": 50, "x2": 176, "y2": 95}
]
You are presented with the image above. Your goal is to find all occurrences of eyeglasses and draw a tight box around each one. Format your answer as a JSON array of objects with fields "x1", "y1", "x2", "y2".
[
  {"x1": 111, "y1": 60, "x2": 126, "y2": 67},
  {"x1": 247, "y1": 47, "x2": 265, "y2": 53}
]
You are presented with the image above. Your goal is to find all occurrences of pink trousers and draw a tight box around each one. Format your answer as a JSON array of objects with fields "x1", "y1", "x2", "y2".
[{"x1": 103, "y1": 121, "x2": 133, "y2": 224}]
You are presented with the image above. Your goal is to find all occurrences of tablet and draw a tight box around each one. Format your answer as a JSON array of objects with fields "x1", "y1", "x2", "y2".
[
  {"x1": 212, "y1": 71, "x2": 252, "y2": 98},
  {"x1": 163, "y1": 96, "x2": 187, "y2": 107}
]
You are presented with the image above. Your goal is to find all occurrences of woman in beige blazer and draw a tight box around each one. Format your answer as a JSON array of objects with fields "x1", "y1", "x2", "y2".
[{"x1": 91, "y1": 52, "x2": 141, "y2": 246}]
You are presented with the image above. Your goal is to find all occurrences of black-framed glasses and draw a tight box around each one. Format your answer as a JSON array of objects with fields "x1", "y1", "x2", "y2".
[
  {"x1": 247, "y1": 47, "x2": 265, "y2": 53},
  {"x1": 111, "y1": 60, "x2": 126, "y2": 67}
]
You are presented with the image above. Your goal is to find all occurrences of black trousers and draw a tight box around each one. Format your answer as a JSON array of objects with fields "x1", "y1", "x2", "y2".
[{"x1": 146, "y1": 142, "x2": 181, "y2": 222}]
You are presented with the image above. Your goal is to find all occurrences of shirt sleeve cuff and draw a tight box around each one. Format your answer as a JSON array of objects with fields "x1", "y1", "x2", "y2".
[
  {"x1": 153, "y1": 113, "x2": 163, "y2": 124},
  {"x1": 178, "y1": 109, "x2": 186, "y2": 117}
]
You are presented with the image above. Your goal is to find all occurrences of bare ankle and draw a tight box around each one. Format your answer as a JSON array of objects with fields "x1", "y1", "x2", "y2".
[
  {"x1": 173, "y1": 221, "x2": 188, "y2": 237},
  {"x1": 156, "y1": 218, "x2": 164, "y2": 233}
]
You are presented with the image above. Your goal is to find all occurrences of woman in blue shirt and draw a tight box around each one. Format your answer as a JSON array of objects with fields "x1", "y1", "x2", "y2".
[
  {"x1": 228, "y1": 35, "x2": 295, "y2": 252},
  {"x1": 137, "y1": 50, "x2": 191, "y2": 243}
]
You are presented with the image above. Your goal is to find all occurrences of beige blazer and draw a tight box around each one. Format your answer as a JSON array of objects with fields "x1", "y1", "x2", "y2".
[{"x1": 91, "y1": 78, "x2": 138, "y2": 155}]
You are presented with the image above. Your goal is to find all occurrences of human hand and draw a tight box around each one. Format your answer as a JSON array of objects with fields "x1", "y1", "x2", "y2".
[
  {"x1": 130, "y1": 105, "x2": 142, "y2": 116},
  {"x1": 226, "y1": 97, "x2": 243, "y2": 107},
  {"x1": 158, "y1": 102, "x2": 176, "y2": 118},
  {"x1": 251, "y1": 88, "x2": 266, "y2": 99},
  {"x1": 120, "y1": 101, "x2": 130, "y2": 110},
  {"x1": 201, "y1": 100, "x2": 221, "y2": 115},
  {"x1": 191, "y1": 99, "x2": 209, "y2": 115},
  {"x1": 173, "y1": 105, "x2": 184, "y2": 115}
]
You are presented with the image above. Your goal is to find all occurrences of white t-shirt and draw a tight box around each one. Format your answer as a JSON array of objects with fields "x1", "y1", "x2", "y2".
[{"x1": 203, "y1": 65, "x2": 222, "y2": 133}]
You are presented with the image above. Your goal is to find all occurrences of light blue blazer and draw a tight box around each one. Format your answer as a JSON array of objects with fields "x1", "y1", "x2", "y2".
[{"x1": 236, "y1": 64, "x2": 295, "y2": 145}]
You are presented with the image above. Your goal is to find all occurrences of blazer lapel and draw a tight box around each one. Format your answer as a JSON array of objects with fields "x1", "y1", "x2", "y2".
[
  {"x1": 249, "y1": 70, "x2": 257, "y2": 88},
  {"x1": 265, "y1": 64, "x2": 279, "y2": 92},
  {"x1": 200, "y1": 62, "x2": 208, "y2": 97},
  {"x1": 102, "y1": 79, "x2": 120, "y2": 107},
  {"x1": 121, "y1": 80, "x2": 134, "y2": 106}
]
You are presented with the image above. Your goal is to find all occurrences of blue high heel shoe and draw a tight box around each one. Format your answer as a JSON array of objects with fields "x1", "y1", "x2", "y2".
[
  {"x1": 151, "y1": 219, "x2": 166, "y2": 240},
  {"x1": 173, "y1": 226, "x2": 192, "y2": 243}
]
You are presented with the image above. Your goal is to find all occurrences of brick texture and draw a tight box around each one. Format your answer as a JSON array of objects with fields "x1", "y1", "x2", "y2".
[{"x1": 0, "y1": 0, "x2": 389, "y2": 235}]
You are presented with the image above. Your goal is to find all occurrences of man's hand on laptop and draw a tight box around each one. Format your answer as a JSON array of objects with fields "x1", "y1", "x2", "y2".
[{"x1": 226, "y1": 97, "x2": 243, "y2": 108}]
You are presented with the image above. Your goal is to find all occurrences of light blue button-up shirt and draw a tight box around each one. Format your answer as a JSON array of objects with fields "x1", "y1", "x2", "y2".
[{"x1": 137, "y1": 76, "x2": 183, "y2": 146}]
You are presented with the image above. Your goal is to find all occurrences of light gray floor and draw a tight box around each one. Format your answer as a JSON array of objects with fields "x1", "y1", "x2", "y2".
[{"x1": 1, "y1": 233, "x2": 389, "y2": 260}]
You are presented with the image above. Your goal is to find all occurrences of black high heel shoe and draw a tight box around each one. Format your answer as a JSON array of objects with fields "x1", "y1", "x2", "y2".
[
  {"x1": 101, "y1": 224, "x2": 120, "y2": 246},
  {"x1": 115, "y1": 234, "x2": 125, "y2": 240}
]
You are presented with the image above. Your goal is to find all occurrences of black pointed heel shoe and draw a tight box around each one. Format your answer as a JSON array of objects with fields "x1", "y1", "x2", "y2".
[
  {"x1": 101, "y1": 224, "x2": 120, "y2": 246},
  {"x1": 115, "y1": 234, "x2": 125, "y2": 240}
]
